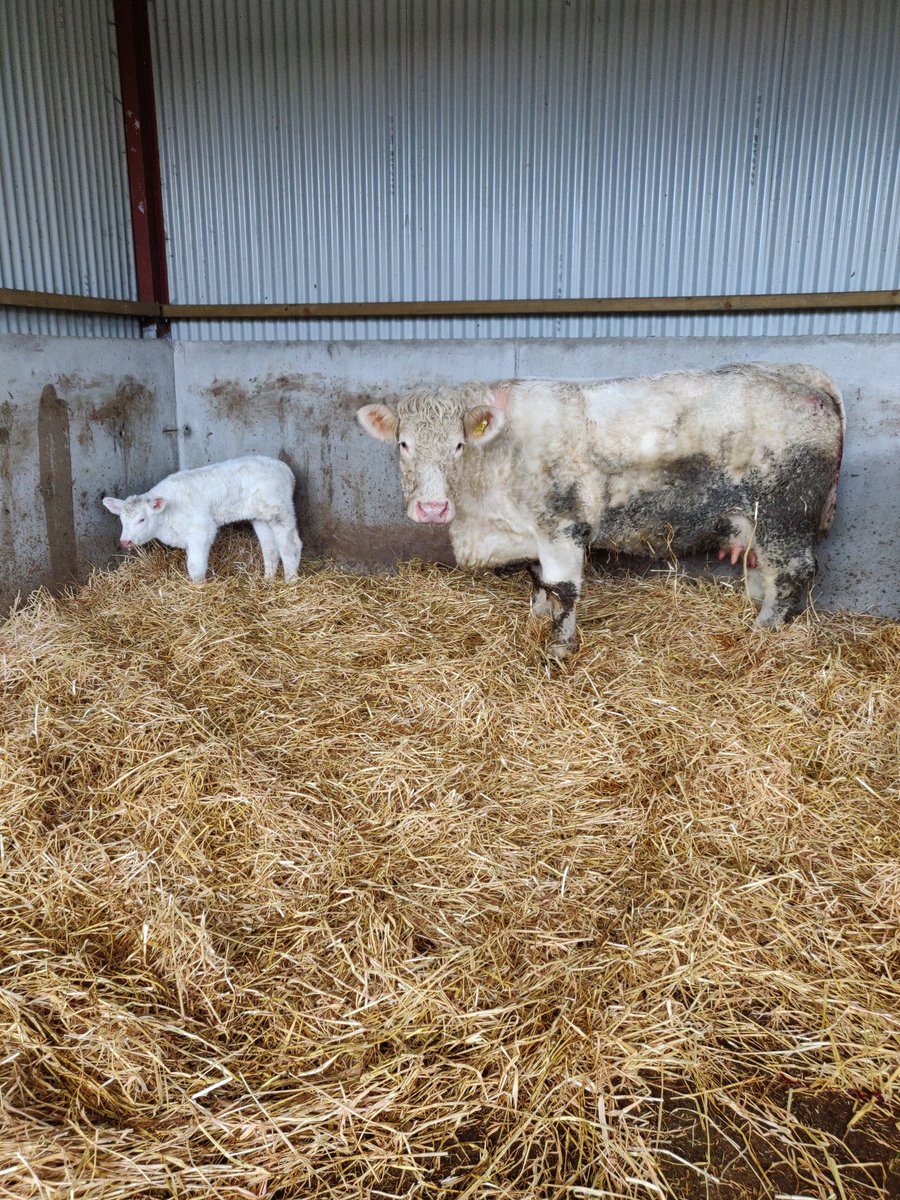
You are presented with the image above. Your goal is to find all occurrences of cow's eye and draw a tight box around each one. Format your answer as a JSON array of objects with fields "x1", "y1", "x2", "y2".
[
  {"x1": 455, "y1": 442, "x2": 464, "y2": 452},
  {"x1": 399, "y1": 440, "x2": 409, "y2": 452}
]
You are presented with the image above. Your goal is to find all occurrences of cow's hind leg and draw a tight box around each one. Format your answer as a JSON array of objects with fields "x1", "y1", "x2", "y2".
[
  {"x1": 754, "y1": 541, "x2": 817, "y2": 629},
  {"x1": 252, "y1": 520, "x2": 280, "y2": 577}
]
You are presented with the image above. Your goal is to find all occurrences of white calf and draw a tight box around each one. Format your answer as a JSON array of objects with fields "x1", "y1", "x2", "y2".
[{"x1": 103, "y1": 456, "x2": 303, "y2": 582}]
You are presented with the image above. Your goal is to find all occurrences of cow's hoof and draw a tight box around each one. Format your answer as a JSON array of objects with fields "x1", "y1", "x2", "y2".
[
  {"x1": 546, "y1": 639, "x2": 573, "y2": 660},
  {"x1": 753, "y1": 612, "x2": 785, "y2": 630}
]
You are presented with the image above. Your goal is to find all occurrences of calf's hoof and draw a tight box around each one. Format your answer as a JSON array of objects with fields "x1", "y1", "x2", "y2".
[{"x1": 546, "y1": 639, "x2": 573, "y2": 660}]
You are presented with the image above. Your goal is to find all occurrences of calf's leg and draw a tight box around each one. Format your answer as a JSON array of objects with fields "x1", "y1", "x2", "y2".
[
  {"x1": 252, "y1": 520, "x2": 280, "y2": 577},
  {"x1": 185, "y1": 527, "x2": 216, "y2": 583},
  {"x1": 271, "y1": 519, "x2": 303, "y2": 581}
]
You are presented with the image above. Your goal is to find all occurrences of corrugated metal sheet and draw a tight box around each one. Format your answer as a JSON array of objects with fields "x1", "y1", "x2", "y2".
[
  {"x1": 3, "y1": 1, "x2": 895, "y2": 342},
  {"x1": 0, "y1": 0, "x2": 137, "y2": 337},
  {"x1": 149, "y1": 0, "x2": 900, "y2": 342}
]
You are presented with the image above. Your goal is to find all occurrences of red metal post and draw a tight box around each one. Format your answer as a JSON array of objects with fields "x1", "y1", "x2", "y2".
[{"x1": 114, "y1": 0, "x2": 170, "y2": 336}]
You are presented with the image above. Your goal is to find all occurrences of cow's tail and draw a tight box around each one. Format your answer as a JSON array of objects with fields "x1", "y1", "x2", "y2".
[
  {"x1": 814, "y1": 372, "x2": 845, "y2": 534},
  {"x1": 768, "y1": 363, "x2": 845, "y2": 532}
]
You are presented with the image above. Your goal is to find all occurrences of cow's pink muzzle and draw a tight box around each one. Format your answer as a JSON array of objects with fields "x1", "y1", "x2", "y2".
[
  {"x1": 120, "y1": 539, "x2": 135, "y2": 549},
  {"x1": 414, "y1": 501, "x2": 452, "y2": 524}
]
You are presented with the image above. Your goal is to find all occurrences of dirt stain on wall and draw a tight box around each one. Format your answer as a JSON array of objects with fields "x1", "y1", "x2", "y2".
[
  {"x1": 38, "y1": 384, "x2": 78, "y2": 587},
  {"x1": 207, "y1": 379, "x2": 251, "y2": 422},
  {"x1": 201, "y1": 373, "x2": 424, "y2": 564},
  {"x1": 0, "y1": 401, "x2": 13, "y2": 567},
  {"x1": 75, "y1": 376, "x2": 156, "y2": 494},
  {"x1": 206, "y1": 373, "x2": 386, "y2": 430},
  {"x1": 310, "y1": 512, "x2": 454, "y2": 565}
]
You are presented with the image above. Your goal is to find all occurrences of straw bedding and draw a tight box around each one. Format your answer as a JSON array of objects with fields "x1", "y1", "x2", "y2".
[{"x1": 1, "y1": 533, "x2": 898, "y2": 1199}]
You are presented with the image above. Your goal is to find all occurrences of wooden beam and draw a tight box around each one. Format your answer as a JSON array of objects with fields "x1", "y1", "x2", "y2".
[
  {"x1": 0, "y1": 287, "x2": 158, "y2": 318},
  {"x1": 163, "y1": 290, "x2": 900, "y2": 320},
  {"x1": 2, "y1": 288, "x2": 898, "y2": 322},
  {"x1": 113, "y1": 0, "x2": 170, "y2": 335}
]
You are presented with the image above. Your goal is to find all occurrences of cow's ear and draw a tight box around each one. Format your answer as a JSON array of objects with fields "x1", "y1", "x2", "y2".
[
  {"x1": 149, "y1": 496, "x2": 167, "y2": 512},
  {"x1": 357, "y1": 403, "x2": 400, "y2": 442},
  {"x1": 102, "y1": 496, "x2": 124, "y2": 514},
  {"x1": 464, "y1": 405, "x2": 506, "y2": 446}
]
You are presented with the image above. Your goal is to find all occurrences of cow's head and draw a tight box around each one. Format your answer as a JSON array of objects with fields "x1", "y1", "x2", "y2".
[
  {"x1": 357, "y1": 385, "x2": 508, "y2": 523},
  {"x1": 102, "y1": 493, "x2": 167, "y2": 548}
]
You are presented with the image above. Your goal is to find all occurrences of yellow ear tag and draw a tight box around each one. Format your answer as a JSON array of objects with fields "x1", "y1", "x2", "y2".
[{"x1": 472, "y1": 417, "x2": 488, "y2": 438}]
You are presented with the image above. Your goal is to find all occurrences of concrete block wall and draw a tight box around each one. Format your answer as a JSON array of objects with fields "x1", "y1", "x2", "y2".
[
  {"x1": 2, "y1": 333, "x2": 898, "y2": 619},
  {"x1": 0, "y1": 336, "x2": 176, "y2": 613}
]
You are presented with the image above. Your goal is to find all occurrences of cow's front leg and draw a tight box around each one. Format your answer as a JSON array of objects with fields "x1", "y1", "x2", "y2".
[
  {"x1": 494, "y1": 560, "x2": 552, "y2": 616},
  {"x1": 526, "y1": 562, "x2": 552, "y2": 617},
  {"x1": 535, "y1": 535, "x2": 585, "y2": 658}
]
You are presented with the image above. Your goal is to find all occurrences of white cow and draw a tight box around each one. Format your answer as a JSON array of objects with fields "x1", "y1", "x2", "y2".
[
  {"x1": 358, "y1": 364, "x2": 845, "y2": 656},
  {"x1": 103, "y1": 456, "x2": 303, "y2": 582}
]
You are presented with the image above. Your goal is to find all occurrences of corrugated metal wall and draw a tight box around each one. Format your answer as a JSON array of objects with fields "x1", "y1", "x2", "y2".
[
  {"x1": 150, "y1": 0, "x2": 900, "y2": 342},
  {"x1": 2, "y1": 1, "x2": 897, "y2": 342},
  {"x1": 0, "y1": 0, "x2": 138, "y2": 337}
]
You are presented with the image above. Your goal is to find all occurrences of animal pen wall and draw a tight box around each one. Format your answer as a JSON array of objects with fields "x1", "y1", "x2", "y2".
[{"x1": 1, "y1": 0, "x2": 899, "y2": 615}]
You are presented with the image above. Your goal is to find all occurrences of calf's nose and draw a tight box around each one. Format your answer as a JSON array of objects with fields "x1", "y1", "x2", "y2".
[
  {"x1": 120, "y1": 539, "x2": 134, "y2": 549},
  {"x1": 414, "y1": 500, "x2": 451, "y2": 524}
]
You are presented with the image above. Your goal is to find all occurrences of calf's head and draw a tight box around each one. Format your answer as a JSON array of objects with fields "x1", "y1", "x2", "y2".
[
  {"x1": 102, "y1": 493, "x2": 167, "y2": 548},
  {"x1": 357, "y1": 385, "x2": 507, "y2": 523}
]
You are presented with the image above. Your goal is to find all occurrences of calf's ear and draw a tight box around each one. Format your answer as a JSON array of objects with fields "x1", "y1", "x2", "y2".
[
  {"x1": 102, "y1": 497, "x2": 124, "y2": 514},
  {"x1": 464, "y1": 405, "x2": 506, "y2": 446},
  {"x1": 357, "y1": 403, "x2": 400, "y2": 442},
  {"x1": 149, "y1": 496, "x2": 167, "y2": 512}
]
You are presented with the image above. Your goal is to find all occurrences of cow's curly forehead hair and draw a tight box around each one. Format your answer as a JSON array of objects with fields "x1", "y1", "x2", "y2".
[{"x1": 396, "y1": 383, "x2": 495, "y2": 423}]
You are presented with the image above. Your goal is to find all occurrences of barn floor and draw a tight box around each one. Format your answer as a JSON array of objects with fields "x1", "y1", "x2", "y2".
[{"x1": 1, "y1": 533, "x2": 898, "y2": 1199}]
